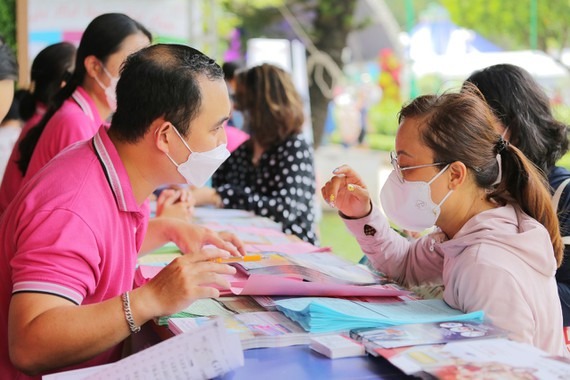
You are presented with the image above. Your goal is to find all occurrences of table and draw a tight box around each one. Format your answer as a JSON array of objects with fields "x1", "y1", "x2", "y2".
[
  {"x1": 137, "y1": 322, "x2": 412, "y2": 379},
  {"x1": 220, "y1": 346, "x2": 412, "y2": 380}
]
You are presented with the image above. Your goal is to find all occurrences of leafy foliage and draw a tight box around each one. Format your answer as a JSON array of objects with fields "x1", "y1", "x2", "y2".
[
  {"x1": 441, "y1": 0, "x2": 570, "y2": 53},
  {"x1": 0, "y1": 0, "x2": 15, "y2": 53}
]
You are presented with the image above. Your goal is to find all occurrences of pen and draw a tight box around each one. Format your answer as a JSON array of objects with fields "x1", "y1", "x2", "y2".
[{"x1": 212, "y1": 254, "x2": 263, "y2": 263}]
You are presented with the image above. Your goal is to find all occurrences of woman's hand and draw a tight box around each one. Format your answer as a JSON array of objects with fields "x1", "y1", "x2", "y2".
[
  {"x1": 156, "y1": 188, "x2": 195, "y2": 222},
  {"x1": 191, "y1": 187, "x2": 222, "y2": 208},
  {"x1": 321, "y1": 164, "x2": 372, "y2": 219},
  {"x1": 166, "y1": 222, "x2": 245, "y2": 257}
]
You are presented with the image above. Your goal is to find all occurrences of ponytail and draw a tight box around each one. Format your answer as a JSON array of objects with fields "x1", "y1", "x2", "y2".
[
  {"x1": 17, "y1": 77, "x2": 80, "y2": 176},
  {"x1": 489, "y1": 142, "x2": 564, "y2": 266},
  {"x1": 16, "y1": 13, "x2": 151, "y2": 176}
]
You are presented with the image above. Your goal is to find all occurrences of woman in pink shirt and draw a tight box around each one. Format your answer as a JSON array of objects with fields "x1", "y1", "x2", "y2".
[
  {"x1": 0, "y1": 42, "x2": 76, "y2": 212},
  {"x1": 322, "y1": 88, "x2": 568, "y2": 357},
  {"x1": 14, "y1": 13, "x2": 151, "y2": 191}
]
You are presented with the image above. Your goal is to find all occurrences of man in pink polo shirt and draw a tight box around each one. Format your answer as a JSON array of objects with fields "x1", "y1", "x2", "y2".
[{"x1": 0, "y1": 44, "x2": 242, "y2": 378}]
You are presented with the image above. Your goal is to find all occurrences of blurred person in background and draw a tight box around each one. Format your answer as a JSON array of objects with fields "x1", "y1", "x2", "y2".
[
  {"x1": 0, "y1": 42, "x2": 76, "y2": 210},
  {"x1": 0, "y1": 91, "x2": 24, "y2": 180},
  {"x1": 221, "y1": 60, "x2": 248, "y2": 152},
  {"x1": 195, "y1": 63, "x2": 318, "y2": 244},
  {"x1": 16, "y1": 14, "x2": 150, "y2": 182},
  {"x1": 465, "y1": 63, "x2": 570, "y2": 327}
]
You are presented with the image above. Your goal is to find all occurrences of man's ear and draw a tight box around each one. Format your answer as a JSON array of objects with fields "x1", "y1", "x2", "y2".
[
  {"x1": 84, "y1": 55, "x2": 101, "y2": 80},
  {"x1": 448, "y1": 161, "x2": 467, "y2": 190},
  {"x1": 154, "y1": 121, "x2": 173, "y2": 154}
]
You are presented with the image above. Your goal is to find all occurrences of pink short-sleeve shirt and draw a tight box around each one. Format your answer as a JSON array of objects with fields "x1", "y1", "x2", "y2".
[
  {"x1": 24, "y1": 86, "x2": 103, "y2": 183},
  {"x1": 0, "y1": 127, "x2": 149, "y2": 379}
]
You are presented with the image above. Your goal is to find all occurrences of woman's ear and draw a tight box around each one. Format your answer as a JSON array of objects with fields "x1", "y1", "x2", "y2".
[
  {"x1": 84, "y1": 55, "x2": 101, "y2": 79},
  {"x1": 448, "y1": 161, "x2": 467, "y2": 190}
]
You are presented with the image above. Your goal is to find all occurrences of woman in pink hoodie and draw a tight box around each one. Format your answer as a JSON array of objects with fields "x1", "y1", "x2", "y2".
[{"x1": 322, "y1": 88, "x2": 568, "y2": 357}]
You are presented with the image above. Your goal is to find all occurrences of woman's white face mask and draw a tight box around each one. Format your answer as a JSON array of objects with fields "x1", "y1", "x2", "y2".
[
  {"x1": 380, "y1": 164, "x2": 452, "y2": 232},
  {"x1": 94, "y1": 62, "x2": 119, "y2": 111},
  {"x1": 164, "y1": 125, "x2": 230, "y2": 187}
]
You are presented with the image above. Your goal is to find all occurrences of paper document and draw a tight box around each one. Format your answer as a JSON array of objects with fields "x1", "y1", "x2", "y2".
[
  {"x1": 386, "y1": 338, "x2": 570, "y2": 379},
  {"x1": 169, "y1": 312, "x2": 311, "y2": 350},
  {"x1": 275, "y1": 298, "x2": 484, "y2": 333},
  {"x1": 44, "y1": 318, "x2": 244, "y2": 380},
  {"x1": 229, "y1": 274, "x2": 407, "y2": 297}
]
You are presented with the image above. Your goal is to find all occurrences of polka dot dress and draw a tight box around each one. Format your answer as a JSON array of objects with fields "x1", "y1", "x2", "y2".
[{"x1": 212, "y1": 134, "x2": 318, "y2": 244}]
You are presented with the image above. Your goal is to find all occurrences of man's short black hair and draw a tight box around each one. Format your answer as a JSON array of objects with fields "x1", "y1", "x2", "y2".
[{"x1": 110, "y1": 44, "x2": 224, "y2": 142}]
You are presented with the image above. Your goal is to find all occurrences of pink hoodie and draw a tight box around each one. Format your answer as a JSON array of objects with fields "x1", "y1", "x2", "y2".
[{"x1": 344, "y1": 203, "x2": 569, "y2": 357}]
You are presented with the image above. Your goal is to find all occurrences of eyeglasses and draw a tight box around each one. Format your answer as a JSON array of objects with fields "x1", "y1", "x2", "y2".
[{"x1": 389, "y1": 151, "x2": 448, "y2": 183}]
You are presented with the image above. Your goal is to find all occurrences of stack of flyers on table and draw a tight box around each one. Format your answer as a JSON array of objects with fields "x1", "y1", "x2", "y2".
[
  {"x1": 168, "y1": 311, "x2": 314, "y2": 350},
  {"x1": 233, "y1": 252, "x2": 387, "y2": 285},
  {"x1": 377, "y1": 338, "x2": 570, "y2": 379},
  {"x1": 350, "y1": 319, "x2": 508, "y2": 352},
  {"x1": 274, "y1": 297, "x2": 485, "y2": 333}
]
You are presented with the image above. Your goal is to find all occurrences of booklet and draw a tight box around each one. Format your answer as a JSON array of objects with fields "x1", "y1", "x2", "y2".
[
  {"x1": 168, "y1": 311, "x2": 312, "y2": 350},
  {"x1": 234, "y1": 252, "x2": 386, "y2": 285},
  {"x1": 274, "y1": 297, "x2": 484, "y2": 333},
  {"x1": 378, "y1": 338, "x2": 570, "y2": 379},
  {"x1": 350, "y1": 319, "x2": 508, "y2": 350}
]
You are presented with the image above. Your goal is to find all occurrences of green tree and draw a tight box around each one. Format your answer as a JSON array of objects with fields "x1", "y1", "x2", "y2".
[
  {"x1": 307, "y1": 1, "x2": 357, "y2": 147},
  {"x1": 441, "y1": 0, "x2": 570, "y2": 63},
  {"x1": 220, "y1": 0, "x2": 357, "y2": 147},
  {"x1": 0, "y1": 0, "x2": 16, "y2": 53}
]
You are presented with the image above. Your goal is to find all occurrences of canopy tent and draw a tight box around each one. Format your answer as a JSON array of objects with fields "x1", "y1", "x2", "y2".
[
  {"x1": 412, "y1": 50, "x2": 569, "y2": 81},
  {"x1": 408, "y1": 19, "x2": 501, "y2": 60}
]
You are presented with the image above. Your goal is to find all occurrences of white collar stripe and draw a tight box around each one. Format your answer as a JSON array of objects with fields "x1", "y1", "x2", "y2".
[
  {"x1": 71, "y1": 90, "x2": 95, "y2": 122},
  {"x1": 93, "y1": 132, "x2": 128, "y2": 211}
]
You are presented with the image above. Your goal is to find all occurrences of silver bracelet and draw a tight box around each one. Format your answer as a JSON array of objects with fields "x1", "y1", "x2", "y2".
[{"x1": 121, "y1": 292, "x2": 141, "y2": 334}]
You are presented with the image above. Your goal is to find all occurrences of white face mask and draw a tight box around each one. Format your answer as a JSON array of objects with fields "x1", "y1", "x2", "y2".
[
  {"x1": 94, "y1": 62, "x2": 118, "y2": 111},
  {"x1": 164, "y1": 125, "x2": 230, "y2": 187},
  {"x1": 380, "y1": 165, "x2": 452, "y2": 232}
]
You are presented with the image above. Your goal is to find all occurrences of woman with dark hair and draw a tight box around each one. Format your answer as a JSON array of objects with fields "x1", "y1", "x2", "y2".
[
  {"x1": 196, "y1": 63, "x2": 318, "y2": 244},
  {"x1": 0, "y1": 42, "x2": 76, "y2": 211},
  {"x1": 19, "y1": 42, "x2": 77, "y2": 123},
  {"x1": 10, "y1": 13, "x2": 151, "y2": 204},
  {"x1": 322, "y1": 89, "x2": 568, "y2": 356},
  {"x1": 465, "y1": 64, "x2": 570, "y2": 327}
]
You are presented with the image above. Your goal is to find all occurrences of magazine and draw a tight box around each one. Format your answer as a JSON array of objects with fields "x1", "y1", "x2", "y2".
[
  {"x1": 168, "y1": 311, "x2": 312, "y2": 350},
  {"x1": 350, "y1": 319, "x2": 508, "y2": 350},
  {"x1": 376, "y1": 338, "x2": 570, "y2": 379}
]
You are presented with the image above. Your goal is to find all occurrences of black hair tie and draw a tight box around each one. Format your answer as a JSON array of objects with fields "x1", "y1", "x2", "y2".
[{"x1": 496, "y1": 136, "x2": 509, "y2": 154}]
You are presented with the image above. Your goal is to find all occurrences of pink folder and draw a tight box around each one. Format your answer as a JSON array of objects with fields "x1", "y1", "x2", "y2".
[{"x1": 135, "y1": 265, "x2": 407, "y2": 297}]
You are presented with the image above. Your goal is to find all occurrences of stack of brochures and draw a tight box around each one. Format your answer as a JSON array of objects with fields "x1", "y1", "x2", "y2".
[
  {"x1": 233, "y1": 252, "x2": 385, "y2": 285},
  {"x1": 193, "y1": 207, "x2": 283, "y2": 231},
  {"x1": 274, "y1": 297, "x2": 484, "y2": 333},
  {"x1": 350, "y1": 320, "x2": 508, "y2": 352},
  {"x1": 168, "y1": 311, "x2": 313, "y2": 350},
  {"x1": 377, "y1": 338, "x2": 570, "y2": 379}
]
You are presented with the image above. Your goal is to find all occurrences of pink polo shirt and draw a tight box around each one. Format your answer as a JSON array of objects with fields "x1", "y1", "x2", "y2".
[
  {"x1": 24, "y1": 86, "x2": 102, "y2": 183},
  {"x1": 0, "y1": 105, "x2": 45, "y2": 214},
  {"x1": 0, "y1": 127, "x2": 149, "y2": 379}
]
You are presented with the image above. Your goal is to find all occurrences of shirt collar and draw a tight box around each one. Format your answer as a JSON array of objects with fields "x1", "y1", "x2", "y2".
[
  {"x1": 71, "y1": 86, "x2": 103, "y2": 126},
  {"x1": 92, "y1": 126, "x2": 141, "y2": 212}
]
